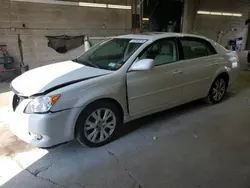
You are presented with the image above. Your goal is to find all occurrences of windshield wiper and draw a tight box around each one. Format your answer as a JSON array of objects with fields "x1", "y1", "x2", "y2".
[{"x1": 74, "y1": 59, "x2": 100, "y2": 69}]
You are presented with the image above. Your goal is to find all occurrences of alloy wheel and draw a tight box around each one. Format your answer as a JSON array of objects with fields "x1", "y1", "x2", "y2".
[
  {"x1": 84, "y1": 108, "x2": 116, "y2": 143},
  {"x1": 212, "y1": 78, "x2": 226, "y2": 102}
]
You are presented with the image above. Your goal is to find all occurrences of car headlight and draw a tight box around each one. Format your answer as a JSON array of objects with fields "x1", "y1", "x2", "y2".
[{"x1": 25, "y1": 95, "x2": 60, "y2": 114}]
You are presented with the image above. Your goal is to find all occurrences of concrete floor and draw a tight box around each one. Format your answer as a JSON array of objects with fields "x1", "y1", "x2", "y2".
[{"x1": 1, "y1": 71, "x2": 250, "y2": 188}]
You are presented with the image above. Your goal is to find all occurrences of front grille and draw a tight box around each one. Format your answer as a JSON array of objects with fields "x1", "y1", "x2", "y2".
[{"x1": 12, "y1": 94, "x2": 25, "y2": 111}]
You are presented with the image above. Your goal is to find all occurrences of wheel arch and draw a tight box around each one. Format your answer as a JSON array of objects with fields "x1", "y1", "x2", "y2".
[
  {"x1": 213, "y1": 71, "x2": 230, "y2": 86},
  {"x1": 206, "y1": 70, "x2": 230, "y2": 96},
  {"x1": 74, "y1": 97, "x2": 124, "y2": 137}
]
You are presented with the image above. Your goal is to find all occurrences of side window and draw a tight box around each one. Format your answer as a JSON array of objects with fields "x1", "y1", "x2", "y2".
[
  {"x1": 180, "y1": 37, "x2": 217, "y2": 60},
  {"x1": 138, "y1": 38, "x2": 178, "y2": 66}
]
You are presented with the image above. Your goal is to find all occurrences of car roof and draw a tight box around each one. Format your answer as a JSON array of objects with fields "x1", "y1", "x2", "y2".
[{"x1": 115, "y1": 32, "x2": 210, "y2": 41}]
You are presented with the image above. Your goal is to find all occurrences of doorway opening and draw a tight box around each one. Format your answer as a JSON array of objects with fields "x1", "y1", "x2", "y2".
[{"x1": 141, "y1": 0, "x2": 184, "y2": 32}]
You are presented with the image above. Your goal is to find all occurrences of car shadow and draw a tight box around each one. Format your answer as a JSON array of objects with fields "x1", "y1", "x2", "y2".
[{"x1": 115, "y1": 91, "x2": 237, "y2": 140}]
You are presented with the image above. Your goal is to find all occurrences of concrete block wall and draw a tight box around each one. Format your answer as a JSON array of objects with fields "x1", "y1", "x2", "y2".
[
  {"x1": 0, "y1": 0, "x2": 132, "y2": 69},
  {"x1": 194, "y1": 0, "x2": 250, "y2": 49}
]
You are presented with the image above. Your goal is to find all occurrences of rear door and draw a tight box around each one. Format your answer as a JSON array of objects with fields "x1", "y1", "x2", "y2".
[{"x1": 177, "y1": 37, "x2": 220, "y2": 101}]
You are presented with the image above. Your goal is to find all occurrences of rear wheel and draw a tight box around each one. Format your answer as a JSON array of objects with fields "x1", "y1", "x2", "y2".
[
  {"x1": 206, "y1": 76, "x2": 227, "y2": 104},
  {"x1": 76, "y1": 101, "x2": 121, "y2": 147}
]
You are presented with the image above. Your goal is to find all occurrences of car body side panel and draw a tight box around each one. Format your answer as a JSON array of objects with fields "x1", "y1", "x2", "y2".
[
  {"x1": 126, "y1": 63, "x2": 183, "y2": 116},
  {"x1": 178, "y1": 54, "x2": 225, "y2": 101}
]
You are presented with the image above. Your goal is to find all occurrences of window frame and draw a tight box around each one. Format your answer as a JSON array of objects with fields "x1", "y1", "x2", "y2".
[
  {"x1": 177, "y1": 37, "x2": 217, "y2": 60},
  {"x1": 135, "y1": 37, "x2": 180, "y2": 67}
]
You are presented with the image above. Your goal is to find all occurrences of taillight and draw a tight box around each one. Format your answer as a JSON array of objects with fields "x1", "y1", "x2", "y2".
[
  {"x1": 231, "y1": 54, "x2": 239, "y2": 68},
  {"x1": 226, "y1": 52, "x2": 239, "y2": 68}
]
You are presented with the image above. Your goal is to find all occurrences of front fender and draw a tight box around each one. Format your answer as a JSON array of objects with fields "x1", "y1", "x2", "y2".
[
  {"x1": 49, "y1": 77, "x2": 127, "y2": 116},
  {"x1": 73, "y1": 82, "x2": 127, "y2": 114}
]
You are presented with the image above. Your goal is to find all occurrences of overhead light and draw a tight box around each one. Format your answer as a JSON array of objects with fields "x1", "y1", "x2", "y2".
[
  {"x1": 79, "y1": 2, "x2": 107, "y2": 8},
  {"x1": 197, "y1": 11, "x2": 210, "y2": 15},
  {"x1": 11, "y1": 0, "x2": 132, "y2": 10},
  {"x1": 197, "y1": 10, "x2": 242, "y2": 17},
  {"x1": 143, "y1": 18, "x2": 149, "y2": 21},
  {"x1": 233, "y1": 13, "x2": 242, "y2": 17},
  {"x1": 107, "y1": 4, "x2": 131, "y2": 9},
  {"x1": 222, "y1": 13, "x2": 233, "y2": 16},
  {"x1": 210, "y1": 12, "x2": 222, "y2": 15}
]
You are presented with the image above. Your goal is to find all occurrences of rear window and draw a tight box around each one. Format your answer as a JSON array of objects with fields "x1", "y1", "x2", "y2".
[{"x1": 180, "y1": 37, "x2": 217, "y2": 60}]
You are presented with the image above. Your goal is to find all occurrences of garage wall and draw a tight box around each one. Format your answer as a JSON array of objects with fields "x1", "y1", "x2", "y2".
[
  {"x1": 0, "y1": 0, "x2": 132, "y2": 69},
  {"x1": 194, "y1": 0, "x2": 250, "y2": 49}
]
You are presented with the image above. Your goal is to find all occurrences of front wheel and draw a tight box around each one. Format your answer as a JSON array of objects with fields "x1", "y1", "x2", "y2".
[
  {"x1": 206, "y1": 77, "x2": 228, "y2": 104},
  {"x1": 76, "y1": 101, "x2": 121, "y2": 147}
]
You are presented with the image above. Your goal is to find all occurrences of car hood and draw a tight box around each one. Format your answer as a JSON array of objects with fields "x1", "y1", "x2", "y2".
[{"x1": 11, "y1": 60, "x2": 112, "y2": 96}]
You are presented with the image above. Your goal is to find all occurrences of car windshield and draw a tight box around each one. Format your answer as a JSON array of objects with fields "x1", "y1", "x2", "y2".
[{"x1": 74, "y1": 38, "x2": 147, "y2": 71}]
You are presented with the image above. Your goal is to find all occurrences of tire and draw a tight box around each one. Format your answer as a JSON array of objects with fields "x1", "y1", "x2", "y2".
[
  {"x1": 76, "y1": 101, "x2": 122, "y2": 147},
  {"x1": 206, "y1": 76, "x2": 228, "y2": 104}
]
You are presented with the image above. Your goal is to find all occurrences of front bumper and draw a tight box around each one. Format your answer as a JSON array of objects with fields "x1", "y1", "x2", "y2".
[{"x1": 8, "y1": 93, "x2": 79, "y2": 148}]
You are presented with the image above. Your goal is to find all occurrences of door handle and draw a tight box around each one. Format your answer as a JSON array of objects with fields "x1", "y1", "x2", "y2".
[{"x1": 173, "y1": 70, "x2": 182, "y2": 75}]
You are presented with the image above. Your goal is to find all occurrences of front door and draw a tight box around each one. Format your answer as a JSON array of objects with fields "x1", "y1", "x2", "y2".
[{"x1": 126, "y1": 38, "x2": 183, "y2": 116}]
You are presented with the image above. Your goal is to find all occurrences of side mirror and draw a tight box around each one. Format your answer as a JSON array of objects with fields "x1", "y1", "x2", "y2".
[{"x1": 129, "y1": 59, "x2": 154, "y2": 71}]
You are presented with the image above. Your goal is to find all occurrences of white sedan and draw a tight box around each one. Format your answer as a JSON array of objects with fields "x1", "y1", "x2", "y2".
[{"x1": 9, "y1": 33, "x2": 239, "y2": 147}]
